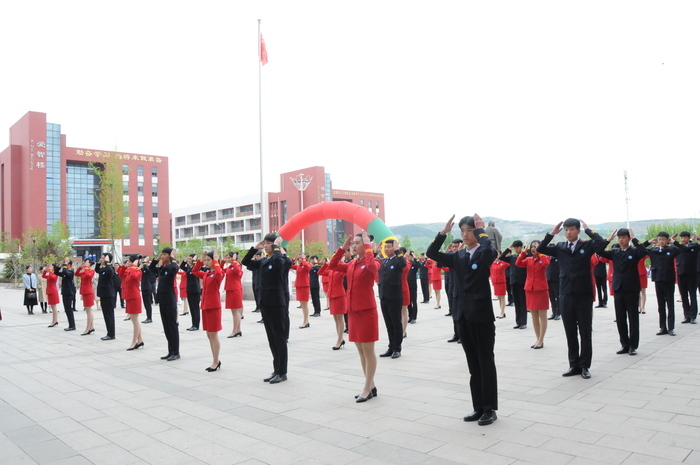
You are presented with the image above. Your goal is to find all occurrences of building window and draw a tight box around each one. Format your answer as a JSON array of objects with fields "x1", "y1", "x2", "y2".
[
  {"x1": 151, "y1": 187, "x2": 158, "y2": 197},
  {"x1": 238, "y1": 204, "x2": 253, "y2": 216},
  {"x1": 205, "y1": 211, "x2": 217, "y2": 221},
  {"x1": 153, "y1": 204, "x2": 158, "y2": 218},
  {"x1": 241, "y1": 234, "x2": 255, "y2": 242},
  {"x1": 137, "y1": 182, "x2": 143, "y2": 194},
  {"x1": 151, "y1": 166, "x2": 158, "y2": 177},
  {"x1": 360, "y1": 200, "x2": 364, "y2": 206},
  {"x1": 221, "y1": 208, "x2": 234, "y2": 218},
  {"x1": 176, "y1": 216, "x2": 185, "y2": 226},
  {"x1": 137, "y1": 165, "x2": 144, "y2": 177},
  {"x1": 190, "y1": 213, "x2": 200, "y2": 223},
  {"x1": 250, "y1": 218, "x2": 260, "y2": 228},
  {"x1": 138, "y1": 226, "x2": 145, "y2": 240},
  {"x1": 122, "y1": 164, "x2": 129, "y2": 175},
  {"x1": 138, "y1": 202, "x2": 144, "y2": 217},
  {"x1": 66, "y1": 161, "x2": 99, "y2": 239},
  {"x1": 197, "y1": 225, "x2": 207, "y2": 235},
  {"x1": 123, "y1": 181, "x2": 129, "y2": 195}
]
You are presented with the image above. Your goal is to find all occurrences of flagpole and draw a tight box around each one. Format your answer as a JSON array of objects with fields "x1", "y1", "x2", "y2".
[{"x1": 258, "y1": 19, "x2": 266, "y2": 237}]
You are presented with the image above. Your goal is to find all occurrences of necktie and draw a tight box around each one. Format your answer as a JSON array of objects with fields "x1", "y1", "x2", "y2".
[{"x1": 570, "y1": 242, "x2": 575, "y2": 253}]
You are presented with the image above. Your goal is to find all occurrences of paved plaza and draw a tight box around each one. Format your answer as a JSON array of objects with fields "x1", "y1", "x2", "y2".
[{"x1": 1, "y1": 284, "x2": 699, "y2": 465}]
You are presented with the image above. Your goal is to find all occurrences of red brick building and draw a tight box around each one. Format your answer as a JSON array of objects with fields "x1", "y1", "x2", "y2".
[{"x1": 0, "y1": 111, "x2": 170, "y2": 257}]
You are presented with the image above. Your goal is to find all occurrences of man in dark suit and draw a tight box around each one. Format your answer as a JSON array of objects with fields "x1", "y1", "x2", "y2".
[
  {"x1": 309, "y1": 255, "x2": 322, "y2": 317},
  {"x1": 418, "y1": 254, "x2": 430, "y2": 303},
  {"x1": 642, "y1": 231, "x2": 681, "y2": 336},
  {"x1": 593, "y1": 259, "x2": 608, "y2": 308},
  {"x1": 537, "y1": 218, "x2": 605, "y2": 379},
  {"x1": 140, "y1": 256, "x2": 154, "y2": 323},
  {"x1": 242, "y1": 233, "x2": 291, "y2": 384},
  {"x1": 598, "y1": 228, "x2": 648, "y2": 355},
  {"x1": 674, "y1": 231, "x2": 699, "y2": 325},
  {"x1": 56, "y1": 259, "x2": 77, "y2": 331},
  {"x1": 96, "y1": 253, "x2": 117, "y2": 340},
  {"x1": 406, "y1": 251, "x2": 420, "y2": 323},
  {"x1": 378, "y1": 240, "x2": 406, "y2": 359},
  {"x1": 499, "y1": 241, "x2": 527, "y2": 329},
  {"x1": 546, "y1": 252, "x2": 560, "y2": 320},
  {"x1": 427, "y1": 213, "x2": 498, "y2": 426},
  {"x1": 151, "y1": 247, "x2": 181, "y2": 360},
  {"x1": 180, "y1": 254, "x2": 202, "y2": 331}
]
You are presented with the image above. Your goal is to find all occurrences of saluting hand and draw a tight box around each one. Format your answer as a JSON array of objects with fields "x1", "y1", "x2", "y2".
[
  {"x1": 441, "y1": 215, "x2": 455, "y2": 235},
  {"x1": 474, "y1": 213, "x2": 485, "y2": 229},
  {"x1": 551, "y1": 221, "x2": 563, "y2": 235},
  {"x1": 607, "y1": 230, "x2": 618, "y2": 242}
]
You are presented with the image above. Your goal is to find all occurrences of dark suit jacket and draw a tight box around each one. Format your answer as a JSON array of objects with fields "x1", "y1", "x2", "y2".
[
  {"x1": 674, "y1": 241, "x2": 700, "y2": 276},
  {"x1": 499, "y1": 250, "x2": 526, "y2": 284},
  {"x1": 427, "y1": 229, "x2": 496, "y2": 323},
  {"x1": 407, "y1": 259, "x2": 420, "y2": 289},
  {"x1": 378, "y1": 253, "x2": 406, "y2": 300},
  {"x1": 55, "y1": 266, "x2": 76, "y2": 296},
  {"x1": 537, "y1": 228, "x2": 605, "y2": 298},
  {"x1": 95, "y1": 263, "x2": 116, "y2": 299},
  {"x1": 546, "y1": 253, "x2": 559, "y2": 282},
  {"x1": 180, "y1": 261, "x2": 202, "y2": 294},
  {"x1": 597, "y1": 240, "x2": 648, "y2": 292},
  {"x1": 140, "y1": 265, "x2": 153, "y2": 291},
  {"x1": 241, "y1": 246, "x2": 291, "y2": 308},
  {"x1": 150, "y1": 258, "x2": 179, "y2": 302},
  {"x1": 643, "y1": 242, "x2": 681, "y2": 283}
]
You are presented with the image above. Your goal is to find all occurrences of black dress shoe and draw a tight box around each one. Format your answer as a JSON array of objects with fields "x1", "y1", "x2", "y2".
[
  {"x1": 447, "y1": 336, "x2": 459, "y2": 343},
  {"x1": 656, "y1": 329, "x2": 668, "y2": 335},
  {"x1": 463, "y1": 410, "x2": 483, "y2": 422},
  {"x1": 299, "y1": 323, "x2": 310, "y2": 329},
  {"x1": 101, "y1": 336, "x2": 115, "y2": 341},
  {"x1": 581, "y1": 368, "x2": 591, "y2": 379},
  {"x1": 554, "y1": 316, "x2": 561, "y2": 320},
  {"x1": 263, "y1": 373, "x2": 277, "y2": 382},
  {"x1": 161, "y1": 354, "x2": 172, "y2": 360},
  {"x1": 478, "y1": 410, "x2": 497, "y2": 426},
  {"x1": 513, "y1": 325, "x2": 520, "y2": 329},
  {"x1": 64, "y1": 327, "x2": 76, "y2": 331},
  {"x1": 355, "y1": 387, "x2": 378, "y2": 399},
  {"x1": 379, "y1": 350, "x2": 393, "y2": 357},
  {"x1": 409, "y1": 319, "x2": 416, "y2": 324},
  {"x1": 166, "y1": 354, "x2": 180, "y2": 361},
  {"x1": 562, "y1": 367, "x2": 582, "y2": 377},
  {"x1": 186, "y1": 326, "x2": 198, "y2": 331},
  {"x1": 547, "y1": 315, "x2": 556, "y2": 320},
  {"x1": 355, "y1": 390, "x2": 374, "y2": 403},
  {"x1": 391, "y1": 351, "x2": 401, "y2": 359},
  {"x1": 269, "y1": 374, "x2": 287, "y2": 384},
  {"x1": 311, "y1": 313, "x2": 320, "y2": 317},
  {"x1": 616, "y1": 347, "x2": 629, "y2": 354},
  {"x1": 629, "y1": 348, "x2": 637, "y2": 356},
  {"x1": 692, "y1": 319, "x2": 698, "y2": 324},
  {"x1": 681, "y1": 318, "x2": 691, "y2": 324},
  {"x1": 142, "y1": 318, "x2": 152, "y2": 323},
  {"x1": 668, "y1": 329, "x2": 676, "y2": 336}
]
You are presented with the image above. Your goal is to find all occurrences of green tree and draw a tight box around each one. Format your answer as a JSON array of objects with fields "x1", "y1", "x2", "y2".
[
  {"x1": 644, "y1": 221, "x2": 698, "y2": 241},
  {"x1": 90, "y1": 157, "x2": 129, "y2": 260},
  {"x1": 21, "y1": 222, "x2": 73, "y2": 268},
  {"x1": 400, "y1": 235, "x2": 412, "y2": 250},
  {"x1": 443, "y1": 231, "x2": 454, "y2": 251},
  {"x1": 285, "y1": 240, "x2": 328, "y2": 259}
]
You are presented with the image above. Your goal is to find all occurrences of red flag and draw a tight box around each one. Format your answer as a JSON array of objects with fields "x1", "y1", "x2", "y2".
[{"x1": 260, "y1": 34, "x2": 268, "y2": 66}]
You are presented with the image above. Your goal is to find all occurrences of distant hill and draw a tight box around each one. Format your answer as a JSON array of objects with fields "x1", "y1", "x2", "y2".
[{"x1": 389, "y1": 217, "x2": 700, "y2": 252}]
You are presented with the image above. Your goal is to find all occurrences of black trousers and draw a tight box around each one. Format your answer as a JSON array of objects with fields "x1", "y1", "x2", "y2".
[
  {"x1": 62, "y1": 294, "x2": 76, "y2": 328},
  {"x1": 655, "y1": 281, "x2": 675, "y2": 330},
  {"x1": 187, "y1": 293, "x2": 201, "y2": 328},
  {"x1": 548, "y1": 279, "x2": 560, "y2": 317},
  {"x1": 614, "y1": 291, "x2": 640, "y2": 350},
  {"x1": 420, "y1": 277, "x2": 430, "y2": 302},
  {"x1": 310, "y1": 287, "x2": 321, "y2": 314},
  {"x1": 408, "y1": 283, "x2": 418, "y2": 321},
  {"x1": 253, "y1": 287, "x2": 260, "y2": 310},
  {"x1": 559, "y1": 294, "x2": 593, "y2": 369},
  {"x1": 141, "y1": 289, "x2": 153, "y2": 320},
  {"x1": 101, "y1": 297, "x2": 116, "y2": 337},
  {"x1": 677, "y1": 274, "x2": 698, "y2": 320},
  {"x1": 595, "y1": 276, "x2": 608, "y2": 305},
  {"x1": 506, "y1": 275, "x2": 513, "y2": 304},
  {"x1": 159, "y1": 296, "x2": 179, "y2": 356},
  {"x1": 511, "y1": 281, "x2": 527, "y2": 326},
  {"x1": 455, "y1": 318, "x2": 498, "y2": 412},
  {"x1": 380, "y1": 298, "x2": 403, "y2": 352},
  {"x1": 262, "y1": 305, "x2": 288, "y2": 375}
]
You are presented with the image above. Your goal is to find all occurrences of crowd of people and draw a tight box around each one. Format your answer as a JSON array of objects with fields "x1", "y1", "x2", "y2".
[{"x1": 18, "y1": 216, "x2": 700, "y2": 423}]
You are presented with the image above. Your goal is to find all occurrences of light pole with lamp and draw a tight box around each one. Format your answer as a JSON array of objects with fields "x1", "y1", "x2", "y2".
[
  {"x1": 290, "y1": 173, "x2": 312, "y2": 254},
  {"x1": 31, "y1": 234, "x2": 37, "y2": 274}
]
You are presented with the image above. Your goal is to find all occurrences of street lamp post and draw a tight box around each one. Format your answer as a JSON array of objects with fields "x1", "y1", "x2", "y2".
[
  {"x1": 290, "y1": 173, "x2": 312, "y2": 254},
  {"x1": 31, "y1": 234, "x2": 37, "y2": 274}
]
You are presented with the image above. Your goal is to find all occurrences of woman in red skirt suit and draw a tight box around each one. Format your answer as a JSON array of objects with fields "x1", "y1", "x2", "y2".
[
  {"x1": 178, "y1": 270, "x2": 189, "y2": 316},
  {"x1": 43, "y1": 265, "x2": 60, "y2": 327},
  {"x1": 192, "y1": 251, "x2": 224, "y2": 371},
  {"x1": 400, "y1": 248, "x2": 412, "y2": 337},
  {"x1": 319, "y1": 254, "x2": 348, "y2": 350},
  {"x1": 328, "y1": 231, "x2": 379, "y2": 402},
  {"x1": 490, "y1": 258, "x2": 510, "y2": 319},
  {"x1": 515, "y1": 241, "x2": 550, "y2": 349},
  {"x1": 76, "y1": 259, "x2": 96, "y2": 335},
  {"x1": 638, "y1": 258, "x2": 648, "y2": 314},
  {"x1": 223, "y1": 252, "x2": 244, "y2": 338},
  {"x1": 320, "y1": 258, "x2": 331, "y2": 310},
  {"x1": 118, "y1": 255, "x2": 144, "y2": 351},
  {"x1": 426, "y1": 259, "x2": 443, "y2": 309}
]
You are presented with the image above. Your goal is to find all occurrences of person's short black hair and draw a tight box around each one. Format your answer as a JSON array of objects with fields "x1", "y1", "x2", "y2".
[
  {"x1": 103, "y1": 252, "x2": 113, "y2": 262},
  {"x1": 310, "y1": 255, "x2": 318, "y2": 260},
  {"x1": 129, "y1": 254, "x2": 140, "y2": 262},
  {"x1": 398, "y1": 247, "x2": 407, "y2": 254},
  {"x1": 680, "y1": 231, "x2": 691, "y2": 237},
  {"x1": 189, "y1": 253, "x2": 197, "y2": 258},
  {"x1": 264, "y1": 233, "x2": 278, "y2": 242},
  {"x1": 612, "y1": 243, "x2": 621, "y2": 249},
  {"x1": 617, "y1": 228, "x2": 630, "y2": 238},
  {"x1": 254, "y1": 251, "x2": 263, "y2": 256},
  {"x1": 512, "y1": 240, "x2": 523, "y2": 248},
  {"x1": 354, "y1": 233, "x2": 375, "y2": 242},
  {"x1": 657, "y1": 231, "x2": 670, "y2": 239},
  {"x1": 84, "y1": 258, "x2": 94, "y2": 266},
  {"x1": 162, "y1": 247, "x2": 174, "y2": 255},
  {"x1": 204, "y1": 251, "x2": 214, "y2": 259},
  {"x1": 66, "y1": 260, "x2": 73, "y2": 266},
  {"x1": 563, "y1": 218, "x2": 580, "y2": 229},
  {"x1": 385, "y1": 239, "x2": 395, "y2": 244},
  {"x1": 25, "y1": 265, "x2": 32, "y2": 271},
  {"x1": 458, "y1": 216, "x2": 475, "y2": 229},
  {"x1": 452, "y1": 238, "x2": 463, "y2": 244}
]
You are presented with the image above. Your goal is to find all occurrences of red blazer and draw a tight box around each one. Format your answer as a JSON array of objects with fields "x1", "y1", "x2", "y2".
[
  {"x1": 75, "y1": 266, "x2": 95, "y2": 295},
  {"x1": 42, "y1": 270, "x2": 59, "y2": 296},
  {"x1": 490, "y1": 260, "x2": 510, "y2": 284},
  {"x1": 292, "y1": 260, "x2": 310, "y2": 288},
  {"x1": 223, "y1": 261, "x2": 243, "y2": 292},
  {"x1": 192, "y1": 260, "x2": 223, "y2": 310},
  {"x1": 117, "y1": 265, "x2": 142, "y2": 301},
  {"x1": 426, "y1": 259, "x2": 442, "y2": 282},
  {"x1": 328, "y1": 246, "x2": 378, "y2": 312},
  {"x1": 515, "y1": 252, "x2": 550, "y2": 292},
  {"x1": 318, "y1": 263, "x2": 346, "y2": 299},
  {"x1": 401, "y1": 260, "x2": 411, "y2": 303}
]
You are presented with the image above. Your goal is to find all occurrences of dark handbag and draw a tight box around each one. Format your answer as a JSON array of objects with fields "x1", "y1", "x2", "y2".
[{"x1": 27, "y1": 290, "x2": 37, "y2": 299}]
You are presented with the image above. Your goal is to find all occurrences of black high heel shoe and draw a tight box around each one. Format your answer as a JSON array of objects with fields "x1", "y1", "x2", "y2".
[
  {"x1": 206, "y1": 361, "x2": 222, "y2": 372},
  {"x1": 48, "y1": 322, "x2": 58, "y2": 328},
  {"x1": 127, "y1": 342, "x2": 145, "y2": 351},
  {"x1": 332, "y1": 340, "x2": 345, "y2": 350},
  {"x1": 355, "y1": 390, "x2": 375, "y2": 403},
  {"x1": 355, "y1": 387, "x2": 377, "y2": 399}
]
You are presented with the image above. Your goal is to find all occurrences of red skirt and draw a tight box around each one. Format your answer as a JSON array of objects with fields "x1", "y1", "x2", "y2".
[
  {"x1": 492, "y1": 282, "x2": 507, "y2": 296},
  {"x1": 225, "y1": 290, "x2": 243, "y2": 309},
  {"x1": 82, "y1": 293, "x2": 95, "y2": 307},
  {"x1": 180, "y1": 288, "x2": 187, "y2": 299},
  {"x1": 348, "y1": 308, "x2": 379, "y2": 343},
  {"x1": 125, "y1": 298, "x2": 142, "y2": 314},
  {"x1": 402, "y1": 288, "x2": 410, "y2": 306},
  {"x1": 296, "y1": 286, "x2": 310, "y2": 302},
  {"x1": 329, "y1": 296, "x2": 347, "y2": 315},
  {"x1": 202, "y1": 307, "x2": 222, "y2": 332},
  {"x1": 431, "y1": 279, "x2": 442, "y2": 291},
  {"x1": 639, "y1": 274, "x2": 648, "y2": 289},
  {"x1": 47, "y1": 293, "x2": 59, "y2": 305},
  {"x1": 525, "y1": 290, "x2": 549, "y2": 311}
]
